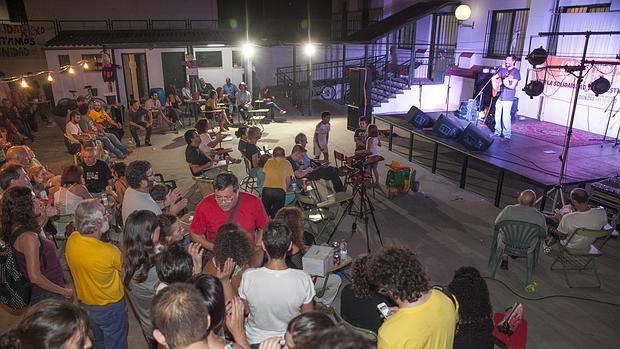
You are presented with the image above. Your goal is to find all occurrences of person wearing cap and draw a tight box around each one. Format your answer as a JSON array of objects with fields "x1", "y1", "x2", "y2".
[{"x1": 286, "y1": 142, "x2": 344, "y2": 193}]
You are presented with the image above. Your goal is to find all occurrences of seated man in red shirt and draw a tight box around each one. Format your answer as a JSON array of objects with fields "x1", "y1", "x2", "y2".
[{"x1": 190, "y1": 172, "x2": 268, "y2": 267}]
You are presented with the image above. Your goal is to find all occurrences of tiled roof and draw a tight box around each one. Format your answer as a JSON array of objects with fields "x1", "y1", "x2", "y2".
[
  {"x1": 345, "y1": 1, "x2": 459, "y2": 42},
  {"x1": 45, "y1": 29, "x2": 241, "y2": 48}
]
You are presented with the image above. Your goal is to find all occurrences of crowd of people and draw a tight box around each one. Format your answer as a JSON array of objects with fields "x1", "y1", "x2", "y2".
[{"x1": 0, "y1": 70, "x2": 614, "y2": 349}]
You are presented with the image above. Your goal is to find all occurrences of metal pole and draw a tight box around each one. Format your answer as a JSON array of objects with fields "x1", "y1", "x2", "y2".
[
  {"x1": 307, "y1": 0, "x2": 312, "y2": 116},
  {"x1": 341, "y1": 44, "x2": 346, "y2": 103}
]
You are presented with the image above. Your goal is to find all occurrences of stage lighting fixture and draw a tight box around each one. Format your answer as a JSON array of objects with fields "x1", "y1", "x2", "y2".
[
  {"x1": 523, "y1": 80, "x2": 544, "y2": 99},
  {"x1": 589, "y1": 76, "x2": 610, "y2": 96},
  {"x1": 526, "y1": 47, "x2": 548, "y2": 67}
]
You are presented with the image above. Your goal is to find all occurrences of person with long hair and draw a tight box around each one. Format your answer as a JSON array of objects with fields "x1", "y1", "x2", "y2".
[
  {"x1": 157, "y1": 213, "x2": 184, "y2": 247},
  {"x1": 367, "y1": 247, "x2": 458, "y2": 349},
  {"x1": 194, "y1": 274, "x2": 251, "y2": 349},
  {"x1": 448, "y1": 267, "x2": 494, "y2": 349},
  {"x1": 122, "y1": 210, "x2": 161, "y2": 348},
  {"x1": 339, "y1": 254, "x2": 395, "y2": 333},
  {"x1": 53, "y1": 165, "x2": 92, "y2": 215},
  {"x1": 235, "y1": 126, "x2": 248, "y2": 155},
  {"x1": 243, "y1": 126, "x2": 262, "y2": 169},
  {"x1": 283, "y1": 312, "x2": 334, "y2": 348},
  {"x1": 0, "y1": 187, "x2": 72, "y2": 304},
  {"x1": 365, "y1": 124, "x2": 381, "y2": 185},
  {"x1": 0, "y1": 299, "x2": 91, "y2": 349},
  {"x1": 206, "y1": 90, "x2": 231, "y2": 131}
]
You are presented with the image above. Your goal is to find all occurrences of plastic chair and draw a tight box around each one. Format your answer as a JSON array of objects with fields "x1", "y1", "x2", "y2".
[
  {"x1": 329, "y1": 306, "x2": 378, "y2": 342},
  {"x1": 488, "y1": 220, "x2": 546, "y2": 287},
  {"x1": 240, "y1": 157, "x2": 259, "y2": 194},
  {"x1": 550, "y1": 228, "x2": 611, "y2": 288},
  {"x1": 295, "y1": 191, "x2": 336, "y2": 242},
  {"x1": 192, "y1": 177, "x2": 215, "y2": 197}
]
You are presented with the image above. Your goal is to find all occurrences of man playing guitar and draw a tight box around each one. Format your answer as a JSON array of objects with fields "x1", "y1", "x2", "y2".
[{"x1": 492, "y1": 55, "x2": 521, "y2": 142}]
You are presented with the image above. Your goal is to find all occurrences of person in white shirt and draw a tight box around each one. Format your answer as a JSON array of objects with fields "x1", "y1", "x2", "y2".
[
  {"x1": 65, "y1": 110, "x2": 92, "y2": 146},
  {"x1": 547, "y1": 188, "x2": 607, "y2": 250},
  {"x1": 239, "y1": 221, "x2": 315, "y2": 345},
  {"x1": 181, "y1": 81, "x2": 199, "y2": 121},
  {"x1": 236, "y1": 82, "x2": 252, "y2": 122},
  {"x1": 122, "y1": 160, "x2": 186, "y2": 224}
]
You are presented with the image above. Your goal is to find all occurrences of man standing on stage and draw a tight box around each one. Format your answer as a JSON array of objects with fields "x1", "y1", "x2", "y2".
[{"x1": 493, "y1": 55, "x2": 520, "y2": 142}]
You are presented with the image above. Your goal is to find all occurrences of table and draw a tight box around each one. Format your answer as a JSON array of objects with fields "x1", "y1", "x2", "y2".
[
  {"x1": 315, "y1": 256, "x2": 352, "y2": 298},
  {"x1": 246, "y1": 109, "x2": 270, "y2": 130}
]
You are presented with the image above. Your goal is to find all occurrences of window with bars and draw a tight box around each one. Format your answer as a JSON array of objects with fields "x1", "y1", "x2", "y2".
[
  {"x1": 485, "y1": 9, "x2": 529, "y2": 59},
  {"x1": 397, "y1": 23, "x2": 414, "y2": 49},
  {"x1": 561, "y1": 3, "x2": 611, "y2": 13}
]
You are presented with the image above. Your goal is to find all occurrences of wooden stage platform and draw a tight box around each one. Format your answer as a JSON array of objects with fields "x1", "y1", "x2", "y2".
[{"x1": 374, "y1": 113, "x2": 620, "y2": 209}]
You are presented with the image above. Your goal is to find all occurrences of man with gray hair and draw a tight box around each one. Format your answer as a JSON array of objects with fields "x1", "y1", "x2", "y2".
[
  {"x1": 494, "y1": 189, "x2": 547, "y2": 269},
  {"x1": 65, "y1": 199, "x2": 128, "y2": 349}
]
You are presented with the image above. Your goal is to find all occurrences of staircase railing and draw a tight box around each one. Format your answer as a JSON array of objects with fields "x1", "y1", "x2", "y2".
[{"x1": 275, "y1": 55, "x2": 387, "y2": 110}]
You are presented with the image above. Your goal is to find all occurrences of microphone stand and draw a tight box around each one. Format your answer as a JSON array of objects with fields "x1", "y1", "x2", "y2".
[
  {"x1": 474, "y1": 69, "x2": 496, "y2": 126},
  {"x1": 599, "y1": 89, "x2": 619, "y2": 146}
]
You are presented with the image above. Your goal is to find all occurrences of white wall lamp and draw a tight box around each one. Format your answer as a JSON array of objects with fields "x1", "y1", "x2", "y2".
[{"x1": 455, "y1": 4, "x2": 475, "y2": 29}]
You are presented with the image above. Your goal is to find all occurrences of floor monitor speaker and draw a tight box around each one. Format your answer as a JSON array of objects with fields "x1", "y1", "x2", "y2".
[
  {"x1": 408, "y1": 106, "x2": 434, "y2": 129},
  {"x1": 432, "y1": 114, "x2": 463, "y2": 139},
  {"x1": 458, "y1": 122, "x2": 494, "y2": 151}
]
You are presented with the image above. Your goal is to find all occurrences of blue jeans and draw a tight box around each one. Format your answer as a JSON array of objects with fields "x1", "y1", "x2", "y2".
[
  {"x1": 98, "y1": 133, "x2": 128, "y2": 157},
  {"x1": 494, "y1": 99, "x2": 513, "y2": 139},
  {"x1": 83, "y1": 299, "x2": 129, "y2": 349},
  {"x1": 265, "y1": 101, "x2": 282, "y2": 119}
]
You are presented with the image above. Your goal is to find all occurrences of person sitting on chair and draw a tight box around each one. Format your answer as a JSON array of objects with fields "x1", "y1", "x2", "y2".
[
  {"x1": 494, "y1": 189, "x2": 547, "y2": 269},
  {"x1": 236, "y1": 82, "x2": 252, "y2": 122},
  {"x1": 206, "y1": 90, "x2": 231, "y2": 131},
  {"x1": 184, "y1": 129, "x2": 222, "y2": 178},
  {"x1": 145, "y1": 91, "x2": 172, "y2": 133},
  {"x1": 544, "y1": 188, "x2": 607, "y2": 251},
  {"x1": 288, "y1": 134, "x2": 344, "y2": 193},
  {"x1": 128, "y1": 99, "x2": 153, "y2": 147},
  {"x1": 89, "y1": 100, "x2": 124, "y2": 140}
]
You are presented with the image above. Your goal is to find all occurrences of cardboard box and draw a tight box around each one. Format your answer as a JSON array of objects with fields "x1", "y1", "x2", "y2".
[{"x1": 302, "y1": 245, "x2": 334, "y2": 277}]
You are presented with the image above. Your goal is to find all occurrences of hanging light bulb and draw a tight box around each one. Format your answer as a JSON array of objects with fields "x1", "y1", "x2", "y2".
[
  {"x1": 20, "y1": 78, "x2": 28, "y2": 88},
  {"x1": 83, "y1": 61, "x2": 90, "y2": 70},
  {"x1": 47, "y1": 73, "x2": 54, "y2": 82},
  {"x1": 68, "y1": 67, "x2": 75, "y2": 74}
]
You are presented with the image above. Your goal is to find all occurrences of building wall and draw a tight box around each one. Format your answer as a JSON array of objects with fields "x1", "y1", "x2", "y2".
[
  {"x1": 45, "y1": 45, "x2": 245, "y2": 106},
  {"x1": 23, "y1": 0, "x2": 218, "y2": 21},
  {"x1": 375, "y1": 0, "x2": 620, "y2": 136}
]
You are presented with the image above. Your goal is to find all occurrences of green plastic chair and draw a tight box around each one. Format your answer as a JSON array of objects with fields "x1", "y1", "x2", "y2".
[
  {"x1": 550, "y1": 228, "x2": 611, "y2": 288},
  {"x1": 488, "y1": 220, "x2": 546, "y2": 287},
  {"x1": 329, "y1": 306, "x2": 378, "y2": 342}
]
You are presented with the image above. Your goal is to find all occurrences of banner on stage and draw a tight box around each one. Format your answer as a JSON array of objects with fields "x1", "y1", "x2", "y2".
[{"x1": 539, "y1": 56, "x2": 620, "y2": 110}]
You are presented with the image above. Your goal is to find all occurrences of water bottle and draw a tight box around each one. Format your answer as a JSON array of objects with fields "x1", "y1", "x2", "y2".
[{"x1": 339, "y1": 239, "x2": 348, "y2": 260}]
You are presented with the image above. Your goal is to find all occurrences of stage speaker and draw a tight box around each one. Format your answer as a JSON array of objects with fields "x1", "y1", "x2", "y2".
[
  {"x1": 407, "y1": 106, "x2": 434, "y2": 128},
  {"x1": 432, "y1": 114, "x2": 463, "y2": 139},
  {"x1": 347, "y1": 105, "x2": 361, "y2": 131},
  {"x1": 348, "y1": 68, "x2": 372, "y2": 112},
  {"x1": 458, "y1": 123, "x2": 494, "y2": 151}
]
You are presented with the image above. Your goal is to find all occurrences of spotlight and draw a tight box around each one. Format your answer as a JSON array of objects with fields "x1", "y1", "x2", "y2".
[
  {"x1": 47, "y1": 73, "x2": 53, "y2": 82},
  {"x1": 589, "y1": 76, "x2": 610, "y2": 96},
  {"x1": 68, "y1": 67, "x2": 75, "y2": 74},
  {"x1": 304, "y1": 42, "x2": 316, "y2": 56},
  {"x1": 526, "y1": 47, "x2": 548, "y2": 67},
  {"x1": 523, "y1": 80, "x2": 544, "y2": 99},
  {"x1": 242, "y1": 42, "x2": 255, "y2": 57},
  {"x1": 20, "y1": 78, "x2": 28, "y2": 88}
]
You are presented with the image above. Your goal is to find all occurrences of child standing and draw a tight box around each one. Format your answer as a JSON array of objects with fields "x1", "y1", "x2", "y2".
[
  {"x1": 354, "y1": 116, "x2": 368, "y2": 151},
  {"x1": 313, "y1": 111, "x2": 331, "y2": 162},
  {"x1": 366, "y1": 124, "x2": 381, "y2": 185}
]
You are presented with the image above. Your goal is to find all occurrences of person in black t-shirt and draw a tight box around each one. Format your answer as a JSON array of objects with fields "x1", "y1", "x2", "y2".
[
  {"x1": 243, "y1": 126, "x2": 262, "y2": 169},
  {"x1": 128, "y1": 99, "x2": 152, "y2": 147},
  {"x1": 80, "y1": 146, "x2": 113, "y2": 193},
  {"x1": 354, "y1": 116, "x2": 368, "y2": 152},
  {"x1": 184, "y1": 129, "x2": 217, "y2": 177}
]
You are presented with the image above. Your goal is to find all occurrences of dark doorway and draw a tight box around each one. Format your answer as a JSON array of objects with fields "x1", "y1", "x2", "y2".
[
  {"x1": 121, "y1": 53, "x2": 149, "y2": 104},
  {"x1": 161, "y1": 52, "x2": 186, "y2": 93}
]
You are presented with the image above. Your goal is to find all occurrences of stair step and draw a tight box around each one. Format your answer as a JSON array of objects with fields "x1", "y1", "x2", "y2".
[{"x1": 376, "y1": 79, "x2": 409, "y2": 90}]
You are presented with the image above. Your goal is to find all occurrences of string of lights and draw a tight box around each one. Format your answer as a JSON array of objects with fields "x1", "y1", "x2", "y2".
[{"x1": 0, "y1": 60, "x2": 91, "y2": 86}]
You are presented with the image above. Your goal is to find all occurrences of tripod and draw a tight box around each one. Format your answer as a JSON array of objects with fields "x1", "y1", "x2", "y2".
[{"x1": 327, "y1": 174, "x2": 384, "y2": 253}]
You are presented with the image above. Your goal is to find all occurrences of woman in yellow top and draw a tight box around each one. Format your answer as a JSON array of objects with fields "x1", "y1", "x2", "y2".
[
  {"x1": 261, "y1": 146, "x2": 294, "y2": 217},
  {"x1": 367, "y1": 246, "x2": 459, "y2": 349}
]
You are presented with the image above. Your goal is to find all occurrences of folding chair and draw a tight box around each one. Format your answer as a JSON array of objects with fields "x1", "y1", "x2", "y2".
[
  {"x1": 295, "y1": 191, "x2": 336, "y2": 242},
  {"x1": 334, "y1": 150, "x2": 354, "y2": 191},
  {"x1": 239, "y1": 157, "x2": 259, "y2": 194},
  {"x1": 550, "y1": 228, "x2": 611, "y2": 288}
]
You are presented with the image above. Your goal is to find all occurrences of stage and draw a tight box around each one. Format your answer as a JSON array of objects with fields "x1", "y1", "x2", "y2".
[{"x1": 374, "y1": 113, "x2": 620, "y2": 209}]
